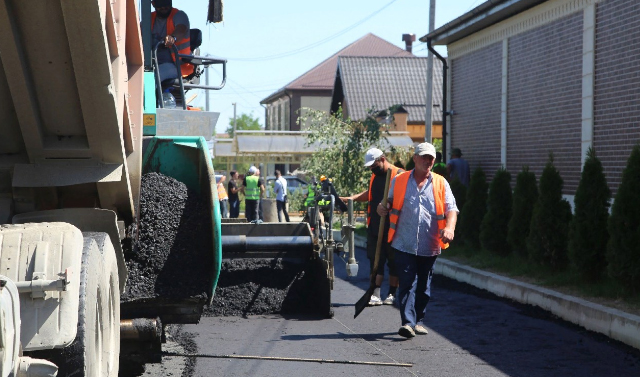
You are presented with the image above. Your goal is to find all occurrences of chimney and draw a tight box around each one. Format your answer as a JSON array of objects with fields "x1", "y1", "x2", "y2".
[{"x1": 402, "y1": 34, "x2": 416, "y2": 53}]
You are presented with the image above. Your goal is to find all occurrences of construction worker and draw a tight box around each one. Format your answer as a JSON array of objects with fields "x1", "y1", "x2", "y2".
[
  {"x1": 242, "y1": 166, "x2": 265, "y2": 222},
  {"x1": 341, "y1": 148, "x2": 404, "y2": 306},
  {"x1": 151, "y1": 0, "x2": 194, "y2": 81}
]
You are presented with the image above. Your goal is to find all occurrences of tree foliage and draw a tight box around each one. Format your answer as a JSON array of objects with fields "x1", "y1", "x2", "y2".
[
  {"x1": 225, "y1": 112, "x2": 262, "y2": 138},
  {"x1": 449, "y1": 177, "x2": 467, "y2": 212},
  {"x1": 607, "y1": 144, "x2": 640, "y2": 291},
  {"x1": 297, "y1": 107, "x2": 410, "y2": 196},
  {"x1": 459, "y1": 167, "x2": 488, "y2": 249},
  {"x1": 568, "y1": 147, "x2": 611, "y2": 281},
  {"x1": 507, "y1": 167, "x2": 538, "y2": 257},
  {"x1": 480, "y1": 168, "x2": 512, "y2": 256},
  {"x1": 527, "y1": 154, "x2": 572, "y2": 269}
]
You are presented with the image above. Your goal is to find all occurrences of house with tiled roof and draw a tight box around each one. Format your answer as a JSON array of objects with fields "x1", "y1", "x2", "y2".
[
  {"x1": 260, "y1": 33, "x2": 414, "y2": 132},
  {"x1": 330, "y1": 56, "x2": 443, "y2": 143}
]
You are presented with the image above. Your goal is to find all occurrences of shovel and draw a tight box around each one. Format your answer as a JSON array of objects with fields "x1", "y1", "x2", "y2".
[{"x1": 354, "y1": 169, "x2": 392, "y2": 319}]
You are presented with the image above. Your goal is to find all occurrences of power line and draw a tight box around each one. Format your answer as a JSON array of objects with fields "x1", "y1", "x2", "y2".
[{"x1": 225, "y1": 0, "x2": 399, "y2": 62}]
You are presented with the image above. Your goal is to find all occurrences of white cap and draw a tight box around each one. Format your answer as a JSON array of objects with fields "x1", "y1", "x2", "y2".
[
  {"x1": 364, "y1": 148, "x2": 384, "y2": 167},
  {"x1": 248, "y1": 166, "x2": 257, "y2": 174},
  {"x1": 414, "y1": 142, "x2": 436, "y2": 158}
]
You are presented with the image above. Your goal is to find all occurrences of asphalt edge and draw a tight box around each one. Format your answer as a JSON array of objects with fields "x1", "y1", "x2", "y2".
[{"x1": 352, "y1": 234, "x2": 640, "y2": 351}]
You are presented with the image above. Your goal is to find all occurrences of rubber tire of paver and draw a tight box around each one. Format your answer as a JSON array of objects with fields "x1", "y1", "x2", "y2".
[{"x1": 30, "y1": 233, "x2": 120, "y2": 376}]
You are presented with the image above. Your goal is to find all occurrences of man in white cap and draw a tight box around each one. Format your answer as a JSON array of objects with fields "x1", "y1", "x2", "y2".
[
  {"x1": 341, "y1": 148, "x2": 403, "y2": 306},
  {"x1": 378, "y1": 142, "x2": 458, "y2": 338},
  {"x1": 242, "y1": 166, "x2": 264, "y2": 222}
]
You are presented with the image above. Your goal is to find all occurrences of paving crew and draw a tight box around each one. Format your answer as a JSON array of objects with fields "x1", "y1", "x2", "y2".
[
  {"x1": 378, "y1": 142, "x2": 458, "y2": 338},
  {"x1": 242, "y1": 166, "x2": 264, "y2": 222},
  {"x1": 341, "y1": 148, "x2": 404, "y2": 306},
  {"x1": 216, "y1": 175, "x2": 229, "y2": 218}
]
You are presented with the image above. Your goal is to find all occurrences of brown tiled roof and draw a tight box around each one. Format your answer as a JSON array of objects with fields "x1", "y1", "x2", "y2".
[{"x1": 261, "y1": 33, "x2": 413, "y2": 103}]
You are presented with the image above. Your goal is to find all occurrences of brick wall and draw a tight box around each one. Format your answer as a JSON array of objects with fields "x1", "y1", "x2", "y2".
[
  {"x1": 450, "y1": 42, "x2": 503, "y2": 180},
  {"x1": 594, "y1": 0, "x2": 640, "y2": 195},
  {"x1": 506, "y1": 13, "x2": 583, "y2": 194}
]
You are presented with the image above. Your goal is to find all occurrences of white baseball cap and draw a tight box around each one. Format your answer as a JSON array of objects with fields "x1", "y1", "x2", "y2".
[
  {"x1": 248, "y1": 166, "x2": 257, "y2": 174},
  {"x1": 364, "y1": 148, "x2": 384, "y2": 167},
  {"x1": 414, "y1": 142, "x2": 436, "y2": 158}
]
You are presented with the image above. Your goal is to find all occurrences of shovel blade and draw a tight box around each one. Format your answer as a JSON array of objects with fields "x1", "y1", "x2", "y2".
[{"x1": 354, "y1": 285, "x2": 376, "y2": 319}]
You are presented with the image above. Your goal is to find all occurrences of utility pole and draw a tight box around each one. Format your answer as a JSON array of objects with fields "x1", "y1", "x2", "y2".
[
  {"x1": 424, "y1": 0, "x2": 436, "y2": 142},
  {"x1": 232, "y1": 102, "x2": 237, "y2": 137},
  {"x1": 205, "y1": 64, "x2": 210, "y2": 112}
]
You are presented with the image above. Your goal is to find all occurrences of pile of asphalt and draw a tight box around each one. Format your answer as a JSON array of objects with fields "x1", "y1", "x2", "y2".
[
  {"x1": 122, "y1": 172, "x2": 213, "y2": 302},
  {"x1": 205, "y1": 258, "x2": 320, "y2": 317}
]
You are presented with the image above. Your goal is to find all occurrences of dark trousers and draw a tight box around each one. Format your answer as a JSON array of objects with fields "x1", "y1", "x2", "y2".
[
  {"x1": 229, "y1": 199, "x2": 240, "y2": 218},
  {"x1": 246, "y1": 200, "x2": 259, "y2": 222},
  {"x1": 395, "y1": 250, "x2": 438, "y2": 327},
  {"x1": 276, "y1": 200, "x2": 290, "y2": 222},
  {"x1": 219, "y1": 199, "x2": 228, "y2": 218},
  {"x1": 258, "y1": 199, "x2": 264, "y2": 221}
]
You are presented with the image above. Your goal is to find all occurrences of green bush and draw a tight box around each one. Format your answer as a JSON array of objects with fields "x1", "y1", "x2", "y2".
[
  {"x1": 527, "y1": 154, "x2": 572, "y2": 269},
  {"x1": 405, "y1": 157, "x2": 415, "y2": 171},
  {"x1": 480, "y1": 168, "x2": 512, "y2": 256},
  {"x1": 569, "y1": 147, "x2": 611, "y2": 281},
  {"x1": 459, "y1": 167, "x2": 488, "y2": 249},
  {"x1": 607, "y1": 144, "x2": 640, "y2": 292},
  {"x1": 507, "y1": 167, "x2": 538, "y2": 257}
]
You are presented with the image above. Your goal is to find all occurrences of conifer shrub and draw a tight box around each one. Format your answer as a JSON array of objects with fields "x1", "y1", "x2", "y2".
[
  {"x1": 568, "y1": 147, "x2": 610, "y2": 281},
  {"x1": 507, "y1": 167, "x2": 538, "y2": 257},
  {"x1": 480, "y1": 168, "x2": 512, "y2": 256},
  {"x1": 449, "y1": 177, "x2": 467, "y2": 212},
  {"x1": 526, "y1": 154, "x2": 572, "y2": 269},
  {"x1": 606, "y1": 144, "x2": 640, "y2": 291},
  {"x1": 459, "y1": 167, "x2": 488, "y2": 249}
]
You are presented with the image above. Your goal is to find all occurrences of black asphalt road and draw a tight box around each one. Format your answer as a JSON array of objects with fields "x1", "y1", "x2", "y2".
[{"x1": 173, "y1": 247, "x2": 640, "y2": 377}]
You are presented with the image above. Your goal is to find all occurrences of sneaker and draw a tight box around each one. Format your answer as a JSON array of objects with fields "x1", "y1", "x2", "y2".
[
  {"x1": 383, "y1": 294, "x2": 395, "y2": 305},
  {"x1": 368, "y1": 295, "x2": 382, "y2": 306},
  {"x1": 398, "y1": 325, "x2": 415, "y2": 338},
  {"x1": 414, "y1": 324, "x2": 429, "y2": 335}
]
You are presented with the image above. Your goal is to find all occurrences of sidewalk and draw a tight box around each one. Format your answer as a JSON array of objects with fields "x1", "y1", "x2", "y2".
[{"x1": 352, "y1": 234, "x2": 640, "y2": 351}]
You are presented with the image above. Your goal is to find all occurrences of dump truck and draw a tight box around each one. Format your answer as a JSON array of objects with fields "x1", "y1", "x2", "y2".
[{"x1": 0, "y1": 0, "x2": 353, "y2": 375}]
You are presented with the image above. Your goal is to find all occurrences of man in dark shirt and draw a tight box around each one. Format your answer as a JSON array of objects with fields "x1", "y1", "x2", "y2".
[
  {"x1": 228, "y1": 171, "x2": 240, "y2": 218},
  {"x1": 341, "y1": 148, "x2": 404, "y2": 306}
]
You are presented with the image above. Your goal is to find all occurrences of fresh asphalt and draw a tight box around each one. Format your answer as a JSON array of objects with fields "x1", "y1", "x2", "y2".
[{"x1": 153, "y1": 246, "x2": 640, "y2": 377}]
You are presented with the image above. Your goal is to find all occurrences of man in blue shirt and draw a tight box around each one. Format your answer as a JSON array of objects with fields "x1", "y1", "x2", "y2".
[
  {"x1": 274, "y1": 170, "x2": 290, "y2": 222},
  {"x1": 378, "y1": 142, "x2": 458, "y2": 338},
  {"x1": 446, "y1": 148, "x2": 470, "y2": 187}
]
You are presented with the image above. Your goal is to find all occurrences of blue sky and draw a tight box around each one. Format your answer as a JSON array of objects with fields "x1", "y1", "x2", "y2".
[{"x1": 167, "y1": 0, "x2": 485, "y2": 133}]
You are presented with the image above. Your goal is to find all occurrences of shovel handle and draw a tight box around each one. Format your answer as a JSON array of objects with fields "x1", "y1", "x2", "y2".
[{"x1": 371, "y1": 169, "x2": 392, "y2": 283}]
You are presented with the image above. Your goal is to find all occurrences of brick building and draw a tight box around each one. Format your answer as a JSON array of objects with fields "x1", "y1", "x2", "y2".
[{"x1": 421, "y1": 0, "x2": 640, "y2": 199}]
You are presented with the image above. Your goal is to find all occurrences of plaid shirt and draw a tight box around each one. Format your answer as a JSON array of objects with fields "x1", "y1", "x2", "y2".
[{"x1": 388, "y1": 171, "x2": 458, "y2": 256}]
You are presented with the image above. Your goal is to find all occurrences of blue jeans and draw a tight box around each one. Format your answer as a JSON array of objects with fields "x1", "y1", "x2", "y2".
[
  {"x1": 395, "y1": 250, "x2": 438, "y2": 327},
  {"x1": 219, "y1": 199, "x2": 228, "y2": 219},
  {"x1": 229, "y1": 199, "x2": 240, "y2": 218}
]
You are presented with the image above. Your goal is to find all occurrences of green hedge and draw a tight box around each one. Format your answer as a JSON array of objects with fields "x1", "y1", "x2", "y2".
[
  {"x1": 459, "y1": 168, "x2": 488, "y2": 249},
  {"x1": 480, "y1": 168, "x2": 512, "y2": 256},
  {"x1": 507, "y1": 167, "x2": 538, "y2": 257}
]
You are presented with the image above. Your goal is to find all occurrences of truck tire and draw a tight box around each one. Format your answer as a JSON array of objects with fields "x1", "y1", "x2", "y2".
[{"x1": 28, "y1": 232, "x2": 120, "y2": 376}]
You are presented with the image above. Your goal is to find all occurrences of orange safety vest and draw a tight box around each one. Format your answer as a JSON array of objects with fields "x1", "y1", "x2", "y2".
[
  {"x1": 367, "y1": 165, "x2": 401, "y2": 226},
  {"x1": 217, "y1": 182, "x2": 228, "y2": 201},
  {"x1": 387, "y1": 171, "x2": 449, "y2": 249},
  {"x1": 152, "y1": 9, "x2": 194, "y2": 77}
]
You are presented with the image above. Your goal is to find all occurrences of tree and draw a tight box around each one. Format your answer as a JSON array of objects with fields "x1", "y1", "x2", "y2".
[
  {"x1": 607, "y1": 144, "x2": 640, "y2": 291},
  {"x1": 527, "y1": 154, "x2": 572, "y2": 269},
  {"x1": 568, "y1": 147, "x2": 611, "y2": 281},
  {"x1": 459, "y1": 167, "x2": 488, "y2": 249},
  {"x1": 225, "y1": 112, "x2": 262, "y2": 138},
  {"x1": 507, "y1": 167, "x2": 538, "y2": 257},
  {"x1": 480, "y1": 168, "x2": 512, "y2": 256},
  {"x1": 298, "y1": 107, "x2": 409, "y2": 196}
]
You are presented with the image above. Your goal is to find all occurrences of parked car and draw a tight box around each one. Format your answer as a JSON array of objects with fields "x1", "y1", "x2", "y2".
[{"x1": 266, "y1": 175, "x2": 308, "y2": 195}]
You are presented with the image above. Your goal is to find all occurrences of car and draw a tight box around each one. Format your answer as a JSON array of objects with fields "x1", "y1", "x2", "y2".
[{"x1": 266, "y1": 175, "x2": 309, "y2": 195}]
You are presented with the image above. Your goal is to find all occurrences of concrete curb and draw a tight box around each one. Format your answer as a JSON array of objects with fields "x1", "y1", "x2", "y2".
[{"x1": 353, "y1": 234, "x2": 640, "y2": 350}]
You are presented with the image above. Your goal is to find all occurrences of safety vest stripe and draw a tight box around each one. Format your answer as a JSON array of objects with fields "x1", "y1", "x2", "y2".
[{"x1": 390, "y1": 208, "x2": 401, "y2": 216}]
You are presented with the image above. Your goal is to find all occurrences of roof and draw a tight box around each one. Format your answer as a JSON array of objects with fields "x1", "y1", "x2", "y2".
[
  {"x1": 419, "y1": 0, "x2": 547, "y2": 46},
  {"x1": 332, "y1": 56, "x2": 443, "y2": 123},
  {"x1": 261, "y1": 33, "x2": 413, "y2": 104}
]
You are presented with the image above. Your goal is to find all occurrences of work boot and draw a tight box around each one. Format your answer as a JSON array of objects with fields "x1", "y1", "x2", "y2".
[
  {"x1": 398, "y1": 325, "x2": 415, "y2": 338},
  {"x1": 383, "y1": 294, "x2": 395, "y2": 305},
  {"x1": 414, "y1": 324, "x2": 428, "y2": 335},
  {"x1": 368, "y1": 295, "x2": 382, "y2": 306}
]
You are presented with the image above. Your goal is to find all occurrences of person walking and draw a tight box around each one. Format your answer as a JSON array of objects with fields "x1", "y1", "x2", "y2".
[
  {"x1": 242, "y1": 166, "x2": 264, "y2": 222},
  {"x1": 274, "y1": 170, "x2": 290, "y2": 222},
  {"x1": 446, "y1": 148, "x2": 470, "y2": 187},
  {"x1": 216, "y1": 175, "x2": 229, "y2": 218},
  {"x1": 341, "y1": 148, "x2": 403, "y2": 306},
  {"x1": 228, "y1": 170, "x2": 240, "y2": 218},
  {"x1": 378, "y1": 142, "x2": 458, "y2": 338}
]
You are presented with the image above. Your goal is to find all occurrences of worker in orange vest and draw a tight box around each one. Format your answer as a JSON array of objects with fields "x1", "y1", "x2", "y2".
[
  {"x1": 377, "y1": 142, "x2": 458, "y2": 339},
  {"x1": 151, "y1": 0, "x2": 194, "y2": 81},
  {"x1": 341, "y1": 148, "x2": 404, "y2": 307},
  {"x1": 216, "y1": 175, "x2": 229, "y2": 219}
]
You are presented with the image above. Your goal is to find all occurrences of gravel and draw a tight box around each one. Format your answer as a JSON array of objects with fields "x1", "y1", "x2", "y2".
[{"x1": 122, "y1": 172, "x2": 213, "y2": 302}]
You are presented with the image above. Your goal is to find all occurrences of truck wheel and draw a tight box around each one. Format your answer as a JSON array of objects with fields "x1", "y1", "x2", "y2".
[{"x1": 29, "y1": 233, "x2": 120, "y2": 376}]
